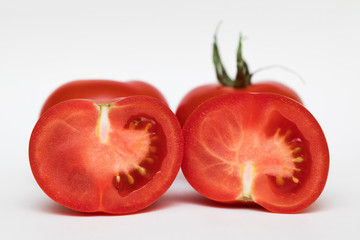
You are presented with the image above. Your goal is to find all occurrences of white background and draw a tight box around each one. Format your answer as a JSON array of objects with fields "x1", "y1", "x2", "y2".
[{"x1": 1, "y1": 0, "x2": 359, "y2": 239}]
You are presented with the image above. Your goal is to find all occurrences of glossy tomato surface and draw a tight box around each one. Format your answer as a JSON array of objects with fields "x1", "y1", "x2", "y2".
[
  {"x1": 29, "y1": 96, "x2": 183, "y2": 214},
  {"x1": 176, "y1": 82, "x2": 302, "y2": 126},
  {"x1": 40, "y1": 80, "x2": 167, "y2": 115},
  {"x1": 182, "y1": 93, "x2": 329, "y2": 213}
]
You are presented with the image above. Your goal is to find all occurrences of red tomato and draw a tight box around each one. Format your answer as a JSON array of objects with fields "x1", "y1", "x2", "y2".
[
  {"x1": 176, "y1": 36, "x2": 302, "y2": 126},
  {"x1": 29, "y1": 82, "x2": 183, "y2": 214},
  {"x1": 182, "y1": 93, "x2": 329, "y2": 213},
  {"x1": 40, "y1": 80, "x2": 167, "y2": 115}
]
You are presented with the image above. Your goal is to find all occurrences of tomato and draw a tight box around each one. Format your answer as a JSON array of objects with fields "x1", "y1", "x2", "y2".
[
  {"x1": 176, "y1": 35, "x2": 302, "y2": 126},
  {"x1": 40, "y1": 80, "x2": 167, "y2": 115},
  {"x1": 29, "y1": 83, "x2": 183, "y2": 214},
  {"x1": 182, "y1": 93, "x2": 329, "y2": 213}
]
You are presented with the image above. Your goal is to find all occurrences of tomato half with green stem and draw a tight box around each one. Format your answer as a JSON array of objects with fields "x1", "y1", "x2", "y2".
[
  {"x1": 40, "y1": 80, "x2": 167, "y2": 115},
  {"x1": 30, "y1": 95, "x2": 183, "y2": 214},
  {"x1": 176, "y1": 33, "x2": 302, "y2": 126},
  {"x1": 182, "y1": 93, "x2": 329, "y2": 213}
]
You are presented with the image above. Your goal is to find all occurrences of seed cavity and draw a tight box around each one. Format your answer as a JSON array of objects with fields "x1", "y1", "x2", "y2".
[
  {"x1": 112, "y1": 116, "x2": 164, "y2": 197},
  {"x1": 270, "y1": 127, "x2": 304, "y2": 186}
]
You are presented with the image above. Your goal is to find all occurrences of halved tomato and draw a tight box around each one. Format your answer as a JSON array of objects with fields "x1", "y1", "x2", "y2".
[
  {"x1": 29, "y1": 96, "x2": 183, "y2": 214},
  {"x1": 182, "y1": 93, "x2": 329, "y2": 213}
]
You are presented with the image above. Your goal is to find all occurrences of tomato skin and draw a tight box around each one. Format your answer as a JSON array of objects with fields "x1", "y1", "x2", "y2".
[
  {"x1": 29, "y1": 96, "x2": 183, "y2": 214},
  {"x1": 40, "y1": 80, "x2": 167, "y2": 115},
  {"x1": 182, "y1": 92, "x2": 329, "y2": 213},
  {"x1": 176, "y1": 82, "x2": 302, "y2": 126}
]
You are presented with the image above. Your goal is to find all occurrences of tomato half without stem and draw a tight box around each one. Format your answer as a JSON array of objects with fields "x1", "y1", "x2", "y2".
[
  {"x1": 176, "y1": 34, "x2": 302, "y2": 126},
  {"x1": 182, "y1": 93, "x2": 329, "y2": 213},
  {"x1": 40, "y1": 80, "x2": 167, "y2": 116},
  {"x1": 29, "y1": 96, "x2": 183, "y2": 214}
]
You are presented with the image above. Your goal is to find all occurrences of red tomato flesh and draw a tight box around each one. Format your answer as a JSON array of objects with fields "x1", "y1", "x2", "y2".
[
  {"x1": 182, "y1": 93, "x2": 329, "y2": 213},
  {"x1": 29, "y1": 96, "x2": 183, "y2": 214}
]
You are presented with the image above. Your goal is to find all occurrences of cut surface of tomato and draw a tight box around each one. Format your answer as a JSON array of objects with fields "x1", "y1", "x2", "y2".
[
  {"x1": 29, "y1": 96, "x2": 183, "y2": 214},
  {"x1": 182, "y1": 93, "x2": 329, "y2": 213}
]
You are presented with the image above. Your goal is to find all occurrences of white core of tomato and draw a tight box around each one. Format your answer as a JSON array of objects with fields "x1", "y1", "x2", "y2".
[
  {"x1": 97, "y1": 104, "x2": 111, "y2": 143},
  {"x1": 242, "y1": 163, "x2": 253, "y2": 198},
  {"x1": 236, "y1": 162, "x2": 254, "y2": 201}
]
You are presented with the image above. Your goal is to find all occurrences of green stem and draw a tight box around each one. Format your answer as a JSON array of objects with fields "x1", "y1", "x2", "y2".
[
  {"x1": 213, "y1": 32, "x2": 252, "y2": 88},
  {"x1": 235, "y1": 34, "x2": 251, "y2": 87},
  {"x1": 213, "y1": 35, "x2": 234, "y2": 87}
]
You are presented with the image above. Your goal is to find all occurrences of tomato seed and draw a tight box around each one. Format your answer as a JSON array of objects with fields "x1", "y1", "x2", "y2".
[
  {"x1": 145, "y1": 157, "x2": 154, "y2": 164},
  {"x1": 292, "y1": 176, "x2": 299, "y2": 183},
  {"x1": 144, "y1": 123, "x2": 152, "y2": 131},
  {"x1": 137, "y1": 166, "x2": 146, "y2": 176},
  {"x1": 292, "y1": 157, "x2": 303, "y2": 163},
  {"x1": 126, "y1": 173, "x2": 135, "y2": 184},
  {"x1": 149, "y1": 146, "x2": 157, "y2": 153},
  {"x1": 276, "y1": 176, "x2": 285, "y2": 186},
  {"x1": 292, "y1": 147, "x2": 301, "y2": 154}
]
